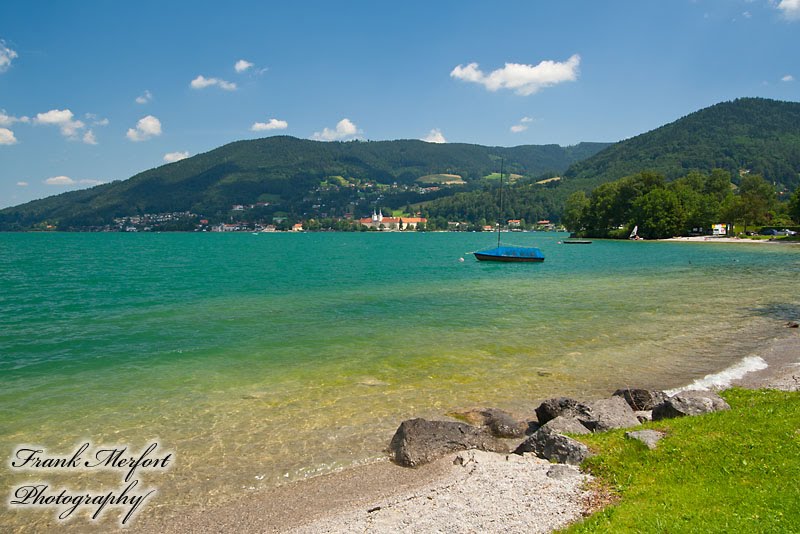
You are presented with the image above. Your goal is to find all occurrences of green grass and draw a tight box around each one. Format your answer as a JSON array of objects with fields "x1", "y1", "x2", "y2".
[
  {"x1": 483, "y1": 172, "x2": 524, "y2": 182},
  {"x1": 562, "y1": 388, "x2": 800, "y2": 533}
]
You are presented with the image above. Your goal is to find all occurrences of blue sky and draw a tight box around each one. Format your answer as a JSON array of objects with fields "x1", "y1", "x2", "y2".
[{"x1": 1, "y1": 0, "x2": 798, "y2": 208}]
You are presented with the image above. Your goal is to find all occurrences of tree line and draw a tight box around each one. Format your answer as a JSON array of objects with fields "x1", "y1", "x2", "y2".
[{"x1": 563, "y1": 169, "x2": 799, "y2": 239}]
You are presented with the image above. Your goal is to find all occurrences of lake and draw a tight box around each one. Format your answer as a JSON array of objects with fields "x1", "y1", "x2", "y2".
[{"x1": 1, "y1": 232, "x2": 798, "y2": 528}]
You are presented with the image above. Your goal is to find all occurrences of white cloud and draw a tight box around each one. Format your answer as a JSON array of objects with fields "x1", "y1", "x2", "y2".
[
  {"x1": 135, "y1": 90, "x2": 153, "y2": 104},
  {"x1": 742, "y1": 11, "x2": 752, "y2": 18},
  {"x1": 782, "y1": 74, "x2": 794, "y2": 82},
  {"x1": 43, "y1": 176, "x2": 103, "y2": 186},
  {"x1": 235, "y1": 59, "x2": 254, "y2": 73},
  {"x1": 0, "y1": 110, "x2": 29, "y2": 126},
  {"x1": 190, "y1": 75, "x2": 237, "y2": 91},
  {"x1": 422, "y1": 128, "x2": 447, "y2": 143},
  {"x1": 312, "y1": 118, "x2": 361, "y2": 141},
  {"x1": 0, "y1": 127, "x2": 17, "y2": 145},
  {"x1": 45, "y1": 175, "x2": 76, "y2": 185},
  {"x1": 251, "y1": 118, "x2": 288, "y2": 131},
  {"x1": 83, "y1": 130, "x2": 97, "y2": 145},
  {"x1": 776, "y1": 0, "x2": 800, "y2": 20},
  {"x1": 510, "y1": 116, "x2": 534, "y2": 133},
  {"x1": 0, "y1": 40, "x2": 17, "y2": 73},
  {"x1": 34, "y1": 109, "x2": 86, "y2": 139},
  {"x1": 164, "y1": 151, "x2": 190, "y2": 163},
  {"x1": 16, "y1": 181, "x2": 28, "y2": 187},
  {"x1": 451, "y1": 54, "x2": 581, "y2": 96},
  {"x1": 126, "y1": 115, "x2": 162, "y2": 142}
]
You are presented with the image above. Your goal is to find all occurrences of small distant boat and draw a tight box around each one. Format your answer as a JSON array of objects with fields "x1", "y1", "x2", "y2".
[
  {"x1": 563, "y1": 239, "x2": 592, "y2": 245},
  {"x1": 473, "y1": 160, "x2": 545, "y2": 263},
  {"x1": 629, "y1": 225, "x2": 641, "y2": 240}
]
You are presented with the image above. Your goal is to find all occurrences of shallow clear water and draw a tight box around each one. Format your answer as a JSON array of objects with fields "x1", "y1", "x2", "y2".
[{"x1": 1, "y1": 232, "x2": 798, "y2": 527}]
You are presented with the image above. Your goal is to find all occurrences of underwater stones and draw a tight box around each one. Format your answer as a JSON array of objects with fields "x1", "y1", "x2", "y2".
[
  {"x1": 388, "y1": 418, "x2": 509, "y2": 467},
  {"x1": 446, "y1": 408, "x2": 527, "y2": 438}
]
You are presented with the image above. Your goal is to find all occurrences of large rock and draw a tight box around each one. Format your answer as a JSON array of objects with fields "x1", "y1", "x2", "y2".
[
  {"x1": 652, "y1": 390, "x2": 731, "y2": 421},
  {"x1": 613, "y1": 388, "x2": 667, "y2": 411},
  {"x1": 388, "y1": 418, "x2": 509, "y2": 467},
  {"x1": 534, "y1": 397, "x2": 592, "y2": 425},
  {"x1": 484, "y1": 409, "x2": 528, "y2": 438},
  {"x1": 514, "y1": 427, "x2": 591, "y2": 465},
  {"x1": 445, "y1": 408, "x2": 528, "y2": 438},
  {"x1": 580, "y1": 396, "x2": 641, "y2": 432},
  {"x1": 541, "y1": 415, "x2": 590, "y2": 435}
]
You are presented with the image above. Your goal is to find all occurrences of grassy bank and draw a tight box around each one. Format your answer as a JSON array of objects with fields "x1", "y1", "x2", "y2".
[{"x1": 563, "y1": 388, "x2": 800, "y2": 532}]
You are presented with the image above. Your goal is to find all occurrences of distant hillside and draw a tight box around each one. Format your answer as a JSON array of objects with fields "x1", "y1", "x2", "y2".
[
  {"x1": 0, "y1": 137, "x2": 608, "y2": 230},
  {"x1": 564, "y1": 98, "x2": 800, "y2": 191},
  {"x1": 421, "y1": 97, "x2": 800, "y2": 225}
]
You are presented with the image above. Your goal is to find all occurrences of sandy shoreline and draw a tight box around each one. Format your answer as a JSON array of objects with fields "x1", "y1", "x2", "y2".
[
  {"x1": 662, "y1": 235, "x2": 800, "y2": 244},
  {"x1": 132, "y1": 331, "x2": 798, "y2": 533}
]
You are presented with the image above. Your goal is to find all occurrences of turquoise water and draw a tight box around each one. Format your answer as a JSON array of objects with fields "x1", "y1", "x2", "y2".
[{"x1": 1, "y1": 232, "x2": 799, "y2": 528}]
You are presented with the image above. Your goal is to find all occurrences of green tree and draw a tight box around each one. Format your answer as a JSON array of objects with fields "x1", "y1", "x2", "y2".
[
  {"x1": 562, "y1": 191, "x2": 589, "y2": 232},
  {"x1": 632, "y1": 188, "x2": 683, "y2": 239},
  {"x1": 789, "y1": 188, "x2": 800, "y2": 224},
  {"x1": 738, "y1": 174, "x2": 777, "y2": 232}
]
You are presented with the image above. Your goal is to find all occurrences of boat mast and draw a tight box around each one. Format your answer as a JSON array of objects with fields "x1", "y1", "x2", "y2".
[{"x1": 497, "y1": 159, "x2": 504, "y2": 248}]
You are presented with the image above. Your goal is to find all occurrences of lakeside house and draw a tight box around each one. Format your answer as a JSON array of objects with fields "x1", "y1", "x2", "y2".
[{"x1": 359, "y1": 210, "x2": 426, "y2": 231}]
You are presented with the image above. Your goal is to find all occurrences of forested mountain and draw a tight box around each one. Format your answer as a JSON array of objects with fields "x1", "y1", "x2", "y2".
[
  {"x1": 0, "y1": 137, "x2": 607, "y2": 230},
  {"x1": 564, "y1": 98, "x2": 800, "y2": 191},
  {"x1": 421, "y1": 98, "x2": 800, "y2": 225},
  {"x1": 2, "y1": 98, "x2": 798, "y2": 231}
]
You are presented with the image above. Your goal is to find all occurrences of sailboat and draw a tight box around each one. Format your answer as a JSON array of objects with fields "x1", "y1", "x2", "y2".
[
  {"x1": 629, "y1": 225, "x2": 640, "y2": 240},
  {"x1": 473, "y1": 161, "x2": 545, "y2": 262}
]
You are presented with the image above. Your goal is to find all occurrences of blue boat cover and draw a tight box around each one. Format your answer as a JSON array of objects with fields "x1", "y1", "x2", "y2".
[{"x1": 476, "y1": 246, "x2": 545, "y2": 259}]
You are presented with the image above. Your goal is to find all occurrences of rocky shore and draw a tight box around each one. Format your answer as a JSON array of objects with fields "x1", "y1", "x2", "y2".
[{"x1": 135, "y1": 334, "x2": 798, "y2": 533}]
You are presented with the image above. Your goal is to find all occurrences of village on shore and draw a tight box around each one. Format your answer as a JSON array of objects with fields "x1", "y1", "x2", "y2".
[{"x1": 108, "y1": 207, "x2": 562, "y2": 234}]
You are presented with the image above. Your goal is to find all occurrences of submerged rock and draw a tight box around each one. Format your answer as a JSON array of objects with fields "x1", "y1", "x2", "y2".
[
  {"x1": 652, "y1": 390, "x2": 731, "y2": 420},
  {"x1": 388, "y1": 418, "x2": 509, "y2": 467},
  {"x1": 446, "y1": 408, "x2": 527, "y2": 438},
  {"x1": 514, "y1": 427, "x2": 591, "y2": 465}
]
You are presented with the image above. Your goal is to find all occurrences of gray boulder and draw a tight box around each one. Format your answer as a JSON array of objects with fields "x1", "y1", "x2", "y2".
[
  {"x1": 534, "y1": 397, "x2": 592, "y2": 425},
  {"x1": 613, "y1": 388, "x2": 667, "y2": 411},
  {"x1": 445, "y1": 408, "x2": 527, "y2": 438},
  {"x1": 652, "y1": 390, "x2": 731, "y2": 421},
  {"x1": 625, "y1": 429, "x2": 665, "y2": 450},
  {"x1": 388, "y1": 418, "x2": 509, "y2": 467},
  {"x1": 514, "y1": 427, "x2": 591, "y2": 465},
  {"x1": 541, "y1": 415, "x2": 590, "y2": 435},
  {"x1": 580, "y1": 396, "x2": 641, "y2": 432},
  {"x1": 483, "y1": 408, "x2": 528, "y2": 438}
]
